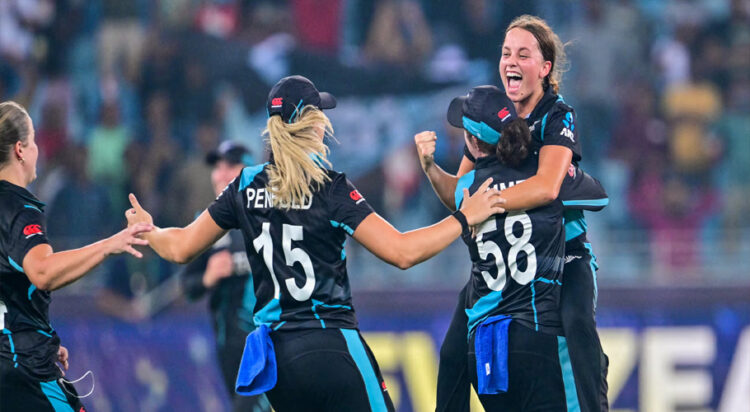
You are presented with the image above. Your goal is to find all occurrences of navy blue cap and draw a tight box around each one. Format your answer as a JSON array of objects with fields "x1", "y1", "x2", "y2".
[
  {"x1": 447, "y1": 85, "x2": 517, "y2": 145},
  {"x1": 206, "y1": 141, "x2": 252, "y2": 166},
  {"x1": 267, "y1": 75, "x2": 336, "y2": 123}
]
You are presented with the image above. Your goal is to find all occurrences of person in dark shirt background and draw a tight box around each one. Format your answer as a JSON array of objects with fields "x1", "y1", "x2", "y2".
[{"x1": 180, "y1": 140, "x2": 270, "y2": 412}]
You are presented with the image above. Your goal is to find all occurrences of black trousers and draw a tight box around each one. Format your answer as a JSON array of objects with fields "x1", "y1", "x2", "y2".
[
  {"x1": 468, "y1": 321, "x2": 569, "y2": 411},
  {"x1": 436, "y1": 247, "x2": 609, "y2": 412},
  {"x1": 267, "y1": 328, "x2": 395, "y2": 412},
  {"x1": 0, "y1": 359, "x2": 86, "y2": 412}
]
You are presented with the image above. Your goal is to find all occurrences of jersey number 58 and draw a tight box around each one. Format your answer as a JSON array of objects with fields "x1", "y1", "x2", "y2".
[{"x1": 475, "y1": 212, "x2": 537, "y2": 291}]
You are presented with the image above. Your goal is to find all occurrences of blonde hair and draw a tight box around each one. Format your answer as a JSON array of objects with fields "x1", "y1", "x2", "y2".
[
  {"x1": 264, "y1": 106, "x2": 334, "y2": 209},
  {"x1": 506, "y1": 15, "x2": 568, "y2": 94}
]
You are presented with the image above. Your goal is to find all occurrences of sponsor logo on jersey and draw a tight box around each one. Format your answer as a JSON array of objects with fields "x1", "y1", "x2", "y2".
[
  {"x1": 271, "y1": 97, "x2": 283, "y2": 108},
  {"x1": 349, "y1": 190, "x2": 365, "y2": 204},
  {"x1": 568, "y1": 164, "x2": 576, "y2": 178},
  {"x1": 23, "y1": 224, "x2": 43, "y2": 238},
  {"x1": 564, "y1": 255, "x2": 582, "y2": 264},
  {"x1": 498, "y1": 107, "x2": 511, "y2": 122},
  {"x1": 560, "y1": 112, "x2": 575, "y2": 142}
]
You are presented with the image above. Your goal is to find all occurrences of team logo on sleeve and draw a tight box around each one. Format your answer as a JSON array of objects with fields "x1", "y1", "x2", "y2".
[
  {"x1": 560, "y1": 112, "x2": 575, "y2": 142},
  {"x1": 23, "y1": 224, "x2": 43, "y2": 238},
  {"x1": 349, "y1": 190, "x2": 365, "y2": 204}
]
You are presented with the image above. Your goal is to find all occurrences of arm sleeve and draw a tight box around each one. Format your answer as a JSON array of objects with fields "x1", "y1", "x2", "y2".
[
  {"x1": 541, "y1": 105, "x2": 582, "y2": 162},
  {"x1": 328, "y1": 174, "x2": 375, "y2": 235},
  {"x1": 8, "y1": 209, "x2": 50, "y2": 268},
  {"x1": 208, "y1": 177, "x2": 241, "y2": 230},
  {"x1": 559, "y1": 166, "x2": 609, "y2": 211}
]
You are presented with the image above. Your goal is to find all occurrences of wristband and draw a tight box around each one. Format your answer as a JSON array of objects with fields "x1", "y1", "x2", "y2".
[{"x1": 451, "y1": 210, "x2": 470, "y2": 234}]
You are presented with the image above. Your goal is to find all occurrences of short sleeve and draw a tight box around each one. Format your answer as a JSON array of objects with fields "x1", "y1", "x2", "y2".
[
  {"x1": 8, "y1": 208, "x2": 49, "y2": 268},
  {"x1": 328, "y1": 174, "x2": 374, "y2": 235},
  {"x1": 208, "y1": 177, "x2": 241, "y2": 230},
  {"x1": 559, "y1": 166, "x2": 609, "y2": 211},
  {"x1": 463, "y1": 144, "x2": 476, "y2": 163},
  {"x1": 541, "y1": 106, "x2": 582, "y2": 162}
]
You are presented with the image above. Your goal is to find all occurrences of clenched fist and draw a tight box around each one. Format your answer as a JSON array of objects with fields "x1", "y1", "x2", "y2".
[{"x1": 414, "y1": 131, "x2": 437, "y2": 171}]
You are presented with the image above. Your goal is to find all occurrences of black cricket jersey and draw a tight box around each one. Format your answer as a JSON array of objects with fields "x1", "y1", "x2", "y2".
[
  {"x1": 0, "y1": 181, "x2": 61, "y2": 380},
  {"x1": 463, "y1": 88, "x2": 593, "y2": 244},
  {"x1": 456, "y1": 155, "x2": 607, "y2": 336},
  {"x1": 208, "y1": 163, "x2": 374, "y2": 331}
]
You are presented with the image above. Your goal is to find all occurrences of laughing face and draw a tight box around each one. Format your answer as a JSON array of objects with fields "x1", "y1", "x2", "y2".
[{"x1": 499, "y1": 28, "x2": 551, "y2": 114}]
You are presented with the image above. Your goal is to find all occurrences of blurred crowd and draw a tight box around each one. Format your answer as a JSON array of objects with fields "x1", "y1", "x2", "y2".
[{"x1": 1, "y1": 0, "x2": 749, "y2": 304}]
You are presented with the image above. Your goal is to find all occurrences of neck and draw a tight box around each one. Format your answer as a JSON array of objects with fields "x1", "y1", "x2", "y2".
[
  {"x1": 515, "y1": 86, "x2": 545, "y2": 118},
  {"x1": 0, "y1": 165, "x2": 28, "y2": 188}
]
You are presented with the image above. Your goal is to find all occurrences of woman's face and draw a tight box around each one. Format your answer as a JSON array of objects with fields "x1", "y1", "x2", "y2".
[
  {"x1": 21, "y1": 116, "x2": 39, "y2": 185},
  {"x1": 499, "y1": 28, "x2": 551, "y2": 105}
]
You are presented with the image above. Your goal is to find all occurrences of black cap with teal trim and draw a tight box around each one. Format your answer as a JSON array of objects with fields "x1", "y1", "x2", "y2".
[
  {"x1": 447, "y1": 85, "x2": 517, "y2": 145},
  {"x1": 267, "y1": 75, "x2": 337, "y2": 123}
]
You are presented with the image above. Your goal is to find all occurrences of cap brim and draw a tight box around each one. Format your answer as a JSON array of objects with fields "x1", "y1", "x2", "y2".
[
  {"x1": 318, "y1": 92, "x2": 337, "y2": 109},
  {"x1": 447, "y1": 96, "x2": 467, "y2": 128}
]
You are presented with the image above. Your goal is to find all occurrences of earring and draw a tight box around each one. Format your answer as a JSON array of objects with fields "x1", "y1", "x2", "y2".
[{"x1": 18, "y1": 157, "x2": 24, "y2": 163}]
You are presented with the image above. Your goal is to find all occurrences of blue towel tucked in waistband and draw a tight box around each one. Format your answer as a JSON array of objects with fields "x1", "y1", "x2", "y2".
[
  {"x1": 235, "y1": 324, "x2": 277, "y2": 396},
  {"x1": 475, "y1": 315, "x2": 511, "y2": 395}
]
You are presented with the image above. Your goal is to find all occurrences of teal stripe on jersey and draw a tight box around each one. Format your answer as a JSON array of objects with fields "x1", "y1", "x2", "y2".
[
  {"x1": 563, "y1": 210, "x2": 587, "y2": 242},
  {"x1": 239, "y1": 163, "x2": 269, "y2": 191},
  {"x1": 241, "y1": 274, "x2": 257, "y2": 331},
  {"x1": 24, "y1": 204, "x2": 42, "y2": 212},
  {"x1": 8, "y1": 257, "x2": 23, "y2": 273},
  {"x1": 562, "y1": 199, "x2": 609, "y2": 208},
  {"x1": 330, "y1": 220, "x2": 354, "y2": 236},
  {"x1": 557, "y1": 337, "x2": 582, "y2": 412},
  {"x1": 311, "y1": 299, "x2": 353, "y2": 329},
  {"x1": 583, "y1": 242, "x2": 599, "y2": 309},
  {"x1": 253, "y1": 298, "x2": 282, "y2": 327},
  {"x1": 40, "y1": 381, "x2": 75, "y2": 412},
  {"x1": 340, "y1": 329, "x2": 388, "y2": 412},
  {"x1": 454, "y1": 170, "x2": 476, "y2": 210},
  {"x1": 466, "y1": 290, "x2": 503, "y2": 336},
  {"x1": 540, "y1": 112, "x2": 549, "y2": 140},
  {"x1": 28, "y1": 285, "x2": 36, "y2": 300}
]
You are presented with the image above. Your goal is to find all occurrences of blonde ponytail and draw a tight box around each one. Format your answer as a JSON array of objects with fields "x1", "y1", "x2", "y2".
[{"x1": 265, "y1": 106, "x2": 334, "y2": 209}]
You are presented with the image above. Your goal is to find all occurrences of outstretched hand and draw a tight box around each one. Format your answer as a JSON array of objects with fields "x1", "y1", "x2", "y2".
[
  {"x1": 107, "y1": 222, "x2": 153, "y2": 258},
  {"x1": 125, "y1": 193, "x2": 153, "y2": 228},
  {"x1": 459, "y1": 178, "x2": 506, "y2": 225}
]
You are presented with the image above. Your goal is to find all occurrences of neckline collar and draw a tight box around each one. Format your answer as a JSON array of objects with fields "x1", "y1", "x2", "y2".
[{"x1": 0, "y1": 180, "x2": 46, "y2": 209}]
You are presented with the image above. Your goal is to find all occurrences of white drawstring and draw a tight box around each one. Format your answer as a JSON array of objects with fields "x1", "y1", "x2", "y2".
[{"x1": 59, "y1": 370, "x2": 95, "y2": 399}]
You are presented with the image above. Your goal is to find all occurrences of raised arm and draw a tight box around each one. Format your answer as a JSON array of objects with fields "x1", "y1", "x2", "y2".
[
  {"x1": 415, "y1": 131, "x2": 476, "y2": 211},
  {"x1": 353, "y1": 177, "x2": 504, "y2": 269},
  {"x1": 22, "y1": 223, "x2": 153, "y2": 291},
  {"x1": 126, "y1": 194, "x2": 227, "y2": 264}
]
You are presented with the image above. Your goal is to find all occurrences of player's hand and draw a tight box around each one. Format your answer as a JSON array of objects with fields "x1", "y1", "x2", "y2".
[
  {"x1": 57, "y1": 345, "x2": 69, "y2": 376},
  {"x1": 414, "y1": 131, "x2": 437, "y2": 171},
  {"x1": 203, "y1": 250, "x2": 233, "y2": 288},
  {"x1": 106, "y1": 223, "x2": 153, "y2": 258},
  {"x1": 459, "y1": 177, "x2": 506, "y2": 225},
  {"x1": 126, "y1": 193, "x2": 154, "y2": 228}
]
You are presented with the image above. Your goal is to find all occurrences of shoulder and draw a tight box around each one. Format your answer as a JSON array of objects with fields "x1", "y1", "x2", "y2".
[{"x1": 237, "y1": 162, "x2": 270, "y2": 191}]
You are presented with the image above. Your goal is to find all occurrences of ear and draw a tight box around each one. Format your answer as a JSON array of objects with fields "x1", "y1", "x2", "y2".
[
  {"x1": 14, "y1": 140, "x2": 24, "y2": 159},
  {"x1": 540, "y1": 60, "x2": 552, "y2": 80}
]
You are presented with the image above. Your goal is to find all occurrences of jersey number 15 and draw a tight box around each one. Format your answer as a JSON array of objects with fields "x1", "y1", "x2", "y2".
[{"x1": 253, "y1": 222, "x2": 316, "y2": 302}]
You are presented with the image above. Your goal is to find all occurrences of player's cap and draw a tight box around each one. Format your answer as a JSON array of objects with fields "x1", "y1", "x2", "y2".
[
  {"x1": 206, "y1": 140, "x2": 252, "y2": 166},
  {"x1": 267, "y1": 75, "x2": 337, "y2": 123},
  {"x1": 447, "y1": 85, "x2": 517, "y2": 145}
]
